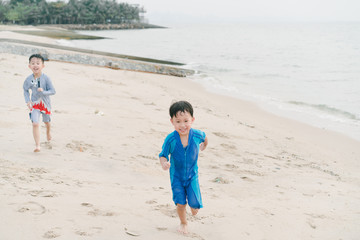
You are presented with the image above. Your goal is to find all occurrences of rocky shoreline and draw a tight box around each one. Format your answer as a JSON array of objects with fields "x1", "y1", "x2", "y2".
[
  {"x1": 0, "y1": 38, "x2": 194, "y2": 77},
  {"x1": 0, "y1": 24, "x2": 195, "y2": 77}
]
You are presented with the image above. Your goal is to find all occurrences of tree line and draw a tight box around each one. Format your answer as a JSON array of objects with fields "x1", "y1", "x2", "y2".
[{"x1": 0, "y1": 0, "x2": 144, "y2": 25}]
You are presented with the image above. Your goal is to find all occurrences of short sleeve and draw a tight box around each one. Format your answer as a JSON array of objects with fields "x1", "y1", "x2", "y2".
[{"x1": 192, "y1": 129, "x2": 206, "y2": 145}]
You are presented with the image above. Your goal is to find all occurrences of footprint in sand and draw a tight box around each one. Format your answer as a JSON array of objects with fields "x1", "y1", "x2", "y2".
[
  {"x1": 213, "y1": 132, "x2": 229, "y2": 139},
  {"x1": 28, "y1": 168, "x2": 47, "y2": 174},
  {"x1": 53, "y1": 109, "x2": 68, "y2": 114},
  {"x1": 81, "y1": 202, "x2": 94, "y2": 207},
  {"x1": 225, "y1": 163, "x2": 239, "y2": 170},
  {"x1": 187, "y1": 232, "x2": 206, "y2": 240},
  {"x1": 241, "y1": 176, "x2": 255, "y2": 182},
  {"x1": 41, "y1": 141, "x2": 53, "y2": 150},
  {"x1": 238, "y1": 121, "x2": 255, "y2": 128},
  {"x1": 146, "y1": 199, "x2": 158, "y2": 205},
  {"x1": 95, "y1": 78, "x2": 125, "y2": 86},
  {"x1": 241, "y1": 169, "x2": 264, "y2": 177},
  {"x1": 28, "y1": 190, "x2": 57, "y2": 198},
  {"x1": 66, "y1": 140, "x2": 94, "y2": 152},
  {"x1": 137, "y1": 154, "x2": 158, "y2": 161},
  {"x1": 144, "y1": 102, "x2": 156, "y2": 106},
  {"x1": 305, "y1": 213, "x2": 327, "y2": 229},
  {"x1": 88, "y1": 209, "x2": 116, "y2": 217},
  {"x1": 212, "y1": 176, "x2": 230, "y2": 184},
  {"x1": 81, "y1": 203, "x2": 116, "y2": 217},
  {"x1": 43, "y1": 228, "x2": 61, "y2": 239},
  {"x1": 153, "y1": 204, "x2": 177, "y2": 218},
  {"x1": 18, "y1": 201, "x2": 46, "y2": 215},
  {"x1": 156, "y1": 227, "x2": 167, "y2": 231},
  {"x1": 307, "y1": 218, "x2": 317, "y2": 229},
  {"x1": 75, "y1": 227, "x2": 102, "y2": 237},
  {"x1": 152, "y1": 186, "x2": 165, "y2": 191},
  {"x1": 220, "y1": 143, "x2": 237, "y2": 150}
]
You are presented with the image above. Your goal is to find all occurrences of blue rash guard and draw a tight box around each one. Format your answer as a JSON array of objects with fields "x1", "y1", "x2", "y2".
[{"x1": 159, "y1": 128, "x2": 206, "y2": 208}]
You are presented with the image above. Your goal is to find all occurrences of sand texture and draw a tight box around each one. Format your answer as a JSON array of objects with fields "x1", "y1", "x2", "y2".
[{"x1": 0, "y1": 28, "x2": 359, "y2": 240}]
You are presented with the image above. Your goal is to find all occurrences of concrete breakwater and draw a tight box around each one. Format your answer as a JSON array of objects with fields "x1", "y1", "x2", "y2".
[{"x1": 0, "y1": 38, "x2": 195, "y2": 77}]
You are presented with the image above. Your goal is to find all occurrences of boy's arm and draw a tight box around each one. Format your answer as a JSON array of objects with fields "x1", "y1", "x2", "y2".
[
  {"x1": 200, "y1": 136, "x2": 208, "y2": 151},
  {"x1": 23, "y1": 80, "x2": 31, "y2": 109},
  {"x1": 159, "y1": 133, "x2": 174, "y2": 171},
  {"x1": 159, "y1": 157, "x2": 170, "y2": 170},
  {"x1": 41, "y1": 77, "x2": 56, "y2": 96}
]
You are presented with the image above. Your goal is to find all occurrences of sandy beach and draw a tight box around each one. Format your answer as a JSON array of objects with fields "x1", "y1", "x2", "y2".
[{"x1": 1, "y1": 28, "x2": 360, "y2": 240}]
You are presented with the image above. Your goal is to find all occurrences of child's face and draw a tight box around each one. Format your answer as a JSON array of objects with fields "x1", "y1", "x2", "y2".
[
  {"x1": 28, "y1": 57, "x2": 45, "y2": 76},
  {"x1": 170, "y1": 111, "x2": 194, "y2": 137}
]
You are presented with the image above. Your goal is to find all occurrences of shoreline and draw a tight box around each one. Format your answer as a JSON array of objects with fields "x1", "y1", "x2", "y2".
[
  {"x1": 8, "y1": 23, "x2": 166, "y2": 39},
  {"x1": 1, "y1": 22, "x2": 166, "y2": 31},
  {"x1": 1, "y1": 30, "x2": 359, "y2": 239},
  {"x1": 0, "y1": 25, "x2": 194, "y2": 77},
  {"x1": 0, "y1": 23, "x2": 165, "y2": 40},
  {"x1": 52, "y1": 23, "x2": 166, "y2": 30},
  {"x1": 50, "y1": 22, "x2": 360, "y2": 143},
  {"x1": 199, "y1": 83, "x2": 360, "y2": 143}
]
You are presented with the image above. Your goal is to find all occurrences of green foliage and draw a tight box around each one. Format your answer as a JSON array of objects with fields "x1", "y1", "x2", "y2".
[{"x1": 0, "y1": 0, "x2": 144, "y2": 24}]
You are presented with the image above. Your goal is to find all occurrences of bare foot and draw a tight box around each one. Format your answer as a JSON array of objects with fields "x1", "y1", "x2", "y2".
[
  {"x1": 177, "y1": 223, "x2": 188, "y2": 235},
  {"x1": 34, "y1": 147, "x2": 41, "y2": 152}
]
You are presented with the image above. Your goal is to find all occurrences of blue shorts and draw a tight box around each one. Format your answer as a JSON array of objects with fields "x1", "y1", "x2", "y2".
[
  {"x1": 171, "y1": 175, "x2": 203, "y2": 209},
  {"x1": 30, "y1": 109, "x2": 51, "y2": 123}
]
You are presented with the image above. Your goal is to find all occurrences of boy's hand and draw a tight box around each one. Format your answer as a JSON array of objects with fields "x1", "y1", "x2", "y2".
[
  {"x1": 37, "y1": 88, "x2": 44, "y2": 92},
  {"x1": 160, "y1": 157, "x2": 170, "y2": 170},
  {"x1": 26, "y1": 102, "x2": 32, "y2": 110},
  {"x1": 161, "y1": 161, "x2": 170, "y2": 170},
  {"x1": 200, "y1": 136, "x2": 208, "y2": 151}
]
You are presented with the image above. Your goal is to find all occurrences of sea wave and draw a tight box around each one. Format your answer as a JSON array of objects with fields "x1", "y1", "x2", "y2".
[
  {"x1": 68, "y1": 23, "x2": 360, "y2": 141},
  {"x1": 288, "y1": 101, "x2": 359, "y2": 121}
]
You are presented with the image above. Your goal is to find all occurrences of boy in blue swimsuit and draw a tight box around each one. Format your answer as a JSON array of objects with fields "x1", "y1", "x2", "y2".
[
  {"x1": 159, "y1": 101, "x2": 208, "y2": 234},
  {"x1": 23, "y1": 54, "x2": 56, "y2": 152}
]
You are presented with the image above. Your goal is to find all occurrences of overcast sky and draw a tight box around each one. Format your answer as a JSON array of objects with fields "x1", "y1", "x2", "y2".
[{"x1": 123, "y1": 0, "x2": 360, "y2": 25}]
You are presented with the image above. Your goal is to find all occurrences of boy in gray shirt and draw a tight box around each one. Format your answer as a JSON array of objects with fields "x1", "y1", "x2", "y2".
[{"x1": 23, "y1": 54, "x2": 56, "y2": 152}]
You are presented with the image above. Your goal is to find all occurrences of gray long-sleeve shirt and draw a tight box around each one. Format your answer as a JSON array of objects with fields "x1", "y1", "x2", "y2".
[{"x1": 23, "y1": 73, "x2": 56, "y2": 114}]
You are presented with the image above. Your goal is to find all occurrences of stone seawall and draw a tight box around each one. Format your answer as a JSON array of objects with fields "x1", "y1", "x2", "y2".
[{"x1": 0, "y1": 38, "x2": 195, "y2": 77}]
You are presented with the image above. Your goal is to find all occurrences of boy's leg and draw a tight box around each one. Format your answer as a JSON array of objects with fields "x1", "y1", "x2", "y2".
[
  {"x1": 45, "y1": 122, "x2": 51, "y2": 141},
  {"x1": 171, "y1": 178, "x2": 188, "y2": 234},
  {"x1": 187, "y1": 176, "x2": 203, "y2": 213},
  {"x1": 32, "y1": 122, "x2": 40, "y2": 152},
  {"x1": 31, "y1": 110, "x2": 41, "y2": 152},
  {"x1": 176, "y1": 204, "x2": 188, "y2": 234},
  {"x1": 43, "y1": 113, "x2": 52, "y2": 141}
]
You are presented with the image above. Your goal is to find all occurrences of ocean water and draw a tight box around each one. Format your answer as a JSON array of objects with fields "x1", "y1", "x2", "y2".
[{"x1": 61, "y1": 22, "x2": 360, "y2": 141}]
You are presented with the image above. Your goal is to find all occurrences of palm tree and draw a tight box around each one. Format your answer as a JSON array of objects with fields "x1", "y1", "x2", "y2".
[{"x1": 0, "y1": 0, "x2": 143, "y2": 25}]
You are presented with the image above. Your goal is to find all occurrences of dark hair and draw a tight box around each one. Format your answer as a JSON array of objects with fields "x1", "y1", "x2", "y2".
[
  {"x1": 29, "y1": 54, "x2": 45, "y2": 63},
  {"x1": 169, "y1": 101, "x2": 194, "y2": 118}
]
